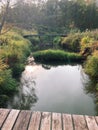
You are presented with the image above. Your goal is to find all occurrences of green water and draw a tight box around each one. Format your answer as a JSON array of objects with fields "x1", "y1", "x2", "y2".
[{"x1": 7, "y1": 63, "x2": 97, "y2": 115}]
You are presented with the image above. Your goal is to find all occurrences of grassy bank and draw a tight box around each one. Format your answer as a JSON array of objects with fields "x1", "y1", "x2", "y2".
[
  {"x1": 0, "y1": 28, "x2": 32, "y2": 107},
  {"x1": 61, "y1": 30, "x2": 98, "y2": 92},
  {"x1": 85, "y1": 51, "x2": 98, "y2": 92},
  {"x1": 32, "y1": 49, "x2": 83, "y2": 62},
  {"x1": 60, "y1": 30, "x2": 98, "y2": 54}
]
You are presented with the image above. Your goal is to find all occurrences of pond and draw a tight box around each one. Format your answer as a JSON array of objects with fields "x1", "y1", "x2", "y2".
[{"x1": 7, "y1": 63, "x2": 96, "y2": 115}]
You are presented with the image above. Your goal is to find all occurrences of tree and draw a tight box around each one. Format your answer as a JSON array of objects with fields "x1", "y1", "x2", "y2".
[{"x1": 0, "y1": 0, "x2": 10, "y2": 34}]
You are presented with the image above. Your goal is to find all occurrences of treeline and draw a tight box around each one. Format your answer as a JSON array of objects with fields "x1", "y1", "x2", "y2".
[{"x1": 5, "y1": 0, "x2": 98, "y2": 33}]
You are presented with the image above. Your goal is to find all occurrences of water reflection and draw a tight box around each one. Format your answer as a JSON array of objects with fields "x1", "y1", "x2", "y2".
[
  {"x1": 7, "y1": 65, "x2": 38, "y2": 110},
  {"x1": 32, "y1": 63, "x2": 95, "y2": 115},
  {"x1": 42, "y1": 64, "x2": 51, "y2": 70},
  {"x1": 84, "y1": 79, "x2": 98, "y2": 115},
  {"x1": 7, "y1": 63, "x2": 97, "y2": 115},
  {"x1": 0, "y1": 95, "x2": 8, "y2": 108}
]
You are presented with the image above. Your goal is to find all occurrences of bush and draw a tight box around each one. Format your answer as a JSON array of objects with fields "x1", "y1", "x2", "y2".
[
  {"x1": 27, "y1": 36, "x2": 40, "y2": 45},
  {"x1": 85, "y1": 51, "x2": 98, "y2": 79},
  {"x1": 0, "y1": 28, "x2": 32, "y2": 106},
  {"x1": 0, "y1": 58, "x2": 18, "y2": 98},
  {"x1": 81, "y1": 36, "x2": 94, "y2": 51},
  {"x1": 12, "y1": 63, "x2": 24, "y2": 78},
  {"x1": 0, "y1": 69, "x2": 18, "y2": 95},
  {"x1": 61, "y1": 30, "x2": 98, "y2": 53},
  {"x1": 0, "y1": 28, "x2": 32, "y2": 77},
  {"x1": 61, "y1": 33, "x2": 82, "y2": 52},
  {"x1": 53, "y1": 37, "x2": 62, "y2": 49}
]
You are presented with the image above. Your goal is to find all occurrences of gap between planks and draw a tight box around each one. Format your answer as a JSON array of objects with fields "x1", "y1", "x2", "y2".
[{"x1": 0, "y1": 109, "x2": 98, "y2": 130}]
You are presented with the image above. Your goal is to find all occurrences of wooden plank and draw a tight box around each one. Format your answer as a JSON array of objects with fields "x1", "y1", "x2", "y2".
[
  {"x1": 63, "y1": 114, "x2": 73, "y2": 130},
  {"x1": 1, "y1": 109, "x2": 20, "y2": 130},
  {"x1": 0, "y1": 109, "x2": 10, "y2": 128},
  {"x1": 52, "y1": 113, "x2": 62, "y2": 130},
  {"x1": 95, "y1": 116, "x2": 98, "y2": 124},
  {"x1": 28, "y1": 112, "x2": 41, "y2": 130},
  {"x1": 13, "y1": 110, "x2": 31, "y2": 130},
  {"x1": 85, "y1": 116, "x2": 98, "y2": 130},
  {"x1": 73, "y1": 115, "x2": 88, "y2": 130},
  {"x1": 40, "y1": 112, "x2": 51, "y2": 130}
]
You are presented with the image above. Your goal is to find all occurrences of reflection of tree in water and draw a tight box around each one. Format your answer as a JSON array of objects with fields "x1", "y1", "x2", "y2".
[
  {"x1": 84, "y1": 78, "x2": 98, "y2": 115},
  {"x1": 0, "y1": 95, "x2": 9, "y2": 108},
  {"x1": 80, "y1": 66, "x2": 98, "y2": 115},
  {"x1": 8, "y1": 67, "x2": 38, "y2": 110},
  {"x1": 42, "y1": 64, "x2": 51, "y2": 70}
]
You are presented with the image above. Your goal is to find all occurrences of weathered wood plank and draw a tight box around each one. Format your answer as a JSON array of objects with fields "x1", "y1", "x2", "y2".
[
  {"x1": 52, "y1": 113, "x2": 62, "y2": 130},
  {"x1": 0, "y1": 109, "x2": 10, "y2": 128},
  {"x1": 13, "y1": 110, "x2": 31, "y2": 130},
  {"x1": 95, "y1": 116, "x2": 98, "y2": 124},
  {"x1": 85, "y1": 116, "x2": 98, "y2": 130},
  {"x1": 63, "y1": 114, "x2": 73, "y2": 130},
  {"x1": 28, "y1": 112, "x2": 41, "y2": 130},
  {"x1": 1, "y1": 108, "x2": 98, "y2": 130},
  {"x1": 40, "y1": 112, "x2": 51, "y2": 130},
  {"x1": 1, "y1": 109, "x2": 19, "y2": 130},
  {"x1": 73, "y1": 115, "x2": 88, "y2": 130}
]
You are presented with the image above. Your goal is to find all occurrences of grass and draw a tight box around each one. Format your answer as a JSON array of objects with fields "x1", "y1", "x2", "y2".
[{"x1": 32, "y1": 49, "x2": 83, "y2": 62}]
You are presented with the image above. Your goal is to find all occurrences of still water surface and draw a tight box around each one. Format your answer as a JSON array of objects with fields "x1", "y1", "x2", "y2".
[{"x1": 8, "y1": 63, "x2": 96, "y2": 115}]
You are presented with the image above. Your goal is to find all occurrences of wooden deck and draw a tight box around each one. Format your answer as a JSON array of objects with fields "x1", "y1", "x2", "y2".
[{"x1": 0, "y1": 108, "x2": 98, "y2": 130}]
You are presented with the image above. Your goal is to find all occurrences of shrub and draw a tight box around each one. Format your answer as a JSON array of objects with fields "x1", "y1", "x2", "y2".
[
  {"x1": 53, "y1": 37, "x2": 62, "y2": 49},
  {"x1": 81, "y1": 36, "x2": 94, "y2": 51},
  {"x1": 61, "y1": 33, "x2": 82, "y2": 52},
  {"x1": 0, "y1": 28, "x2": 32, "y2": 106},
  {"x1": 85, "y1": 51, "x2": 98, "y2": 79},
  {"x1": 0, "y1": 70, "x2": 18, "y2": 95},
  {"x1": 27, "y1": 37, "x2": 40, "y2": 45},
  {"x1": 12, "y1": 63, "x2": 24, "y2": 78},
  {"x1": 0, "y1": 28, "x2": 32, "y2": 77}
]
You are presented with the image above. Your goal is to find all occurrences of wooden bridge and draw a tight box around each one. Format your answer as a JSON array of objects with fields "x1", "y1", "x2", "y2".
[
  {"x1": 23, "y1": 34, "x2": 67, "y2": 49},
  {"x1": 23, "y1": 34, "x2": 67, "y2": 38},
  {"x1": 0, "y1": 108, "x2": 98, "y2": 130}
]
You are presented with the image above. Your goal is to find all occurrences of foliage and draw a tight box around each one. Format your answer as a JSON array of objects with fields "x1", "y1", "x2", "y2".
[
  {"x1": 0, "y1": 59, "x2": 8, "y2": 71},
  {"x1": 0, "y1": 69, "x2": 18, "y2": 95},
  {"x1": 32, "y1": 49, "x2": 83, "y2": 62},
  {"x1": 0, "y1": 28, "x2": 32, "y2": 77},
  {"x1": 53, "y1": 37, "x2": 62, "y2": 49},
  {"x1": 27, "y1": 37, "x2": 40, "y2": 46},
  {"x1": 60, "y1": 30, "x2": 98, "y2": 55},
  {"x1": 80, "y1": 30, "x2": 98, "y2": 55},
  {"x1": 26, "y1": 36, "x2": 40, "y2": 51},
  {"x1": 61, "y1": 33, "x2": 82, "y2": 52},
  {"x1": 85, "y1": 51, "x2": 98, "y2": 79},
  {"x1": 0, "y1": 28, "x2": 32, "y2": 107},
  {"x1": 80, "y1": 36, "x2": 94, "y2": 51},
  {"x1": 0, "y1": 58, "x2": 18, "y2": 106},
  {"x1": 4, "y1": 0, "x2": 98, "y2": 32}
]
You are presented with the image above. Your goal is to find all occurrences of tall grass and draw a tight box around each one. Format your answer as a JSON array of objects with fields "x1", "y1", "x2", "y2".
[
  {"x1": 33, "y1": 49, "x2": 83, "y2": 62},
  {"x1": 0, "y1": 28, "x2": 32, "y2": 77}
]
